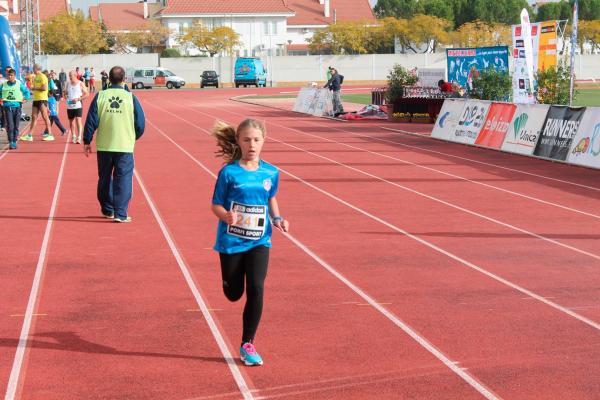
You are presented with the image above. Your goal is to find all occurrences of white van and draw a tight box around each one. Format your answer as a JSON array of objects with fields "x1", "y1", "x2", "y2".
[{"x1": 128, "y1": 67, "x2": 186, "y2": 89}]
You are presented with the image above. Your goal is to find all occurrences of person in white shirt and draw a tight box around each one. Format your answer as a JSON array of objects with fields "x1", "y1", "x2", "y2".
[{"x1": 66, "y1": 70, "x2": 89, "y2": 144}]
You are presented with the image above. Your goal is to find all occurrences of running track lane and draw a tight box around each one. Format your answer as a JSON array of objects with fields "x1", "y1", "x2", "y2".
[
  {"x1": 0, "y1": 137, "x2": 69, "y2": 397},
  {"x1": 136, "y1": 92, "x2": 593, "y2": 395},
  {"x1": 134, "y1": 102, "x2": 495, "y2": 399},
  {"x1": 164, "y1": 96, "x2": 600, "y2": 324},
  {"x1": 10, "y1": 126, "x2": 252, "y2": 399}
]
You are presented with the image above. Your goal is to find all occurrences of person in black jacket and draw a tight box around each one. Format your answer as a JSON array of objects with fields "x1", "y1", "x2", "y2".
[{"x1": 324, "y1": 67, "x2": 344, "y2": 116}]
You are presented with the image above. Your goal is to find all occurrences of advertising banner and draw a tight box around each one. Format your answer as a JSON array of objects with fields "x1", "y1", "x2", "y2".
[
  {"x1": 475, "y1": 102, "x2": 517, "y2": 149},
  {"x1": 447, "y1": 47, "x2": 509, "y2": 91},
  {"x1": 512, "y1": 22, "x2": 538, "y2": 103},
  {"x1": 567, "y1": 107, "x2": 600, "y2": 169},
  {"x1": 292, "y1": 87, "x2": 333, "y2": 117},
  {"x1": 521, "y1": 10, "x2": 536, "y2": 98},
  {"x1": 534, "y1": 105, "x2": 586, "y2": 161},
  {"x1": 502, "y1": 104, "x2": 549, "y2": 155},
  {"x1": 431, "y1": 99, "x2": 467, "y2": 140},
  {"x1": 538, "y1": 21, "x2": 558, "y2": 71},
  {"x1": 450, "y1": 100, "x2": 491, "y2": 144}
]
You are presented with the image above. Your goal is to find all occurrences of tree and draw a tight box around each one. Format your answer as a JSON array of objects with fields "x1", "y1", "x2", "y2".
[
  {"x1": 450, "y1": 20, "x2": 511, "y2": 47},
  {"x1": 536, "y1": 1, "x2": 572, "y2": 22},
  {"x1": 41, "y1": 11, "x2": 107, "y2": 54},
  {"x1": 535, "y1": 63, "x2": 574, "y2": 105},
  {"x1": 374, "y1": 0, "x2": 421, "y2": 19},
  {"x1": 579, "y1": 20, "x2": 600, "y2": 53},
  {"x1": 406, "y1": 15, "x2": 451, "y2": 52},
  {"x1": 574, "y1": 0, "x2": 600, "y2": 20},
  {"x1": 308, "y1": 21, "x2": 383, "y2": 55},
  {"x1": 179, "y1": 23, "x2": 241, "y2": 56},
  {"x1": 113, "y1": 21, "x2": 169, "y2": 53},
  {"x1": 420, "y1": 0, "x2": 455, "y2": 25}
]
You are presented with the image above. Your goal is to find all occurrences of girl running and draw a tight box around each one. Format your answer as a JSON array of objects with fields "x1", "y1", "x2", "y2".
[
  {"x1": 43, "y1": 89, "x2": 68, "y2": 137},
  {"x1": 211, "y1": 119, "x2": 289, "y2": 366}
]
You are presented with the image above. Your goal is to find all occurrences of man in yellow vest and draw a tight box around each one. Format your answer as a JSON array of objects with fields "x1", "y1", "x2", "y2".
[
  {"x1": 83, "y1": 66, "x2": 145, "y2": 223},
  {"x1": 20, "y1": 63, "x2": 55, "y2": 141}
]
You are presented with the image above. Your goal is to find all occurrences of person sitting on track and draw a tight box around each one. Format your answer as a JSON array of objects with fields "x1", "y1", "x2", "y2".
[
  {"x1": 211, "y1": 119, "x2": 290, "y2": 366},
  {"x1": 83, "y1": 66, "x2": 145, "y2": 223}
]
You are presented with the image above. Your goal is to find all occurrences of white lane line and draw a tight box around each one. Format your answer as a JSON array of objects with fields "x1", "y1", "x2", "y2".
[
  {"x1": 143, "y1": 117, "x2": 501, "y2": 400},
  {"x1": 226, "y1": 110, "x2": 600, "y2": 221},
  {"x1": 4, "y1": 139, "x2": 70, "y2": 400},
  {"x1": 152, "y1": 105, "x2": 600, "y2": 332},
  {"x1": 0, "y1": 144, "x2": 9, "y2": 161},
  {"x1": 133, "y1": 169, "x2": 254, "y2": 400},
  {"x1": 174, "y1": 103, "x2": 600, "y2": 263},
  {"x1": 379, "y1": 126, "x2": 600, "y2": 192}
]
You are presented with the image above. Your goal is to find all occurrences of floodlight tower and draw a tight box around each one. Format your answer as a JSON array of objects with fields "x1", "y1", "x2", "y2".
[{"x1": 18, "y1": 0, "x2": 40, "y2": 69}]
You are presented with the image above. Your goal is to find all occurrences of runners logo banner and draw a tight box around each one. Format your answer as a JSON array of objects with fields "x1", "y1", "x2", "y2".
[
  {"x1": 534, "y1": 105, "x2": 586, "y2": 161},
  {"x1": 502, "y1": 104, "x2": 549, "y2": 155},
  {"x1": 567, "y1": 107, "x2": 600, "y2": 169},
  {"x1": 475, "y1": 102, "x2": 517, "y2": 149}
]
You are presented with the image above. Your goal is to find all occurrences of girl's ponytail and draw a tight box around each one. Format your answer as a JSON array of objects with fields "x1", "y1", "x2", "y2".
[{"x1": 212, "y1": 121, "x2": 240, "y2": 162}]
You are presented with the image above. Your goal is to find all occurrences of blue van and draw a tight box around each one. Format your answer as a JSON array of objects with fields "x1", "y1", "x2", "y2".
[{"x1": 234, "y1": 58, "x2": 267, "y2": 88}]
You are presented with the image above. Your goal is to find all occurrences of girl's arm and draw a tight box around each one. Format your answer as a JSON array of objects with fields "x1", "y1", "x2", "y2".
[
  {"x1": 269, "y1": 197, "x2": 289, "y2": 232},
  {"x1": 211, "y1": 204, "x2": 237, "y2": 225}
]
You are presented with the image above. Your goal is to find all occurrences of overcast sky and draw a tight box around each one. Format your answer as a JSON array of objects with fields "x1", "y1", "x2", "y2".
[{"x1": 71, "y1": 0, "x2": 378, "y2": 15}]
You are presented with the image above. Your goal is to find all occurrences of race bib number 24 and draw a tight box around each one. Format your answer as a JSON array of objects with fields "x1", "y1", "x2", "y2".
[{"x1": 227, "y1": 201, "x2": 267, "y2": 240}]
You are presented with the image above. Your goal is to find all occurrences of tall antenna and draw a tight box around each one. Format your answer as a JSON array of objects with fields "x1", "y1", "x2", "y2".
[{"x1": 18, "y1": 0, "x2": 40, "y2": 69}]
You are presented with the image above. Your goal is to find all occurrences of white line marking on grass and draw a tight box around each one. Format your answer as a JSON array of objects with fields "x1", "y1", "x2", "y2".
[
  {"x1": 153, "y1": 104, "x2": 600, "y2": 332},
  {"x1": 177, "y1": 103, "x2": 600, "y2": 263},
  {"x1": 142, "y1": 116, "x2": 501, "y2": 400},
  {"x1": 379, "y1": 126, "x2": 600, "y2": 192},
  {"x1": 133, "y1": 169, "x2": 254, "y2": 400},
  {"x1": 4, "y1": 139, "x2": 70, "y2": 400}
]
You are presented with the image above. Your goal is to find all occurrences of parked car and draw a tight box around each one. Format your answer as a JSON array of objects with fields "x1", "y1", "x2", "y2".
[
  {"x1": 127, "y1": 67, "x2": 185, "y2": 89},
  {"x1": 201, "y1": 70, "x2": 219, "y2": 88},
  {"x1": 234, "y1": 58, "x2": 267, "y2": 88}
]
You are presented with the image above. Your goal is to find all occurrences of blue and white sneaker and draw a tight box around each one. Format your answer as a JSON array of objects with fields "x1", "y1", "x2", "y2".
[
  {"x1": 9, "y1": 141, "x2": 17, "y2": 150},
  {"x1": 240, "y1": 343, "x2": 263, "y2": 366}
]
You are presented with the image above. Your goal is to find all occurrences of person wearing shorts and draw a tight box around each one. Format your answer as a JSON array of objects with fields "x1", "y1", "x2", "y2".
[
  {"x1": 66, "y1": 70, "x2": 89, "y2": 144},
  {"x1": 89, "y1": 67, "x2": 96, "y2": 93},
  {"x1": 20, "y1": 64, "x2": 54, "y2": 142},
  {"x1": 211, "y1": 119, "x2": 290, "y2": 366}
]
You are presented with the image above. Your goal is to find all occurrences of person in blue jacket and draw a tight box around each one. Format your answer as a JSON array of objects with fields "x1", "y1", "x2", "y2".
[
  {"x1": 0, "y1": 68, "x2": 30, "y2": 149},
  {"x1": 43, "y1": 89, "x2": 67, "y2": 137},
  {"x1": 211, "y1": 118, "x2": 289, "y2": 366}
]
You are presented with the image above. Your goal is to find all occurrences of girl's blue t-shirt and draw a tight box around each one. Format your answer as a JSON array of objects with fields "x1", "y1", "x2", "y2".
[{"x1": 212, "y1": 160, "x2": 279, "y2": 254}]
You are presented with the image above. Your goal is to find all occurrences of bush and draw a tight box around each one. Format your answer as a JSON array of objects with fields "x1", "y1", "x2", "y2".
[
  {"x1": 535, "y1": 63, "x2": 575, "y2": 105},
  {"x1": 386, "y1": 64, "x2": 418, "y2": 103},
  {"x1": 469, "y1": 68, "x2": 512, "y2": 101},
  {"x1": 161, "y1": 48, "x2": 181, "y2": 58}
]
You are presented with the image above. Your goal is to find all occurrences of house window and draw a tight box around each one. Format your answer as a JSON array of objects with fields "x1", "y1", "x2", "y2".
[
  {"x1": 263, "y1": 21, "x2": 270, "y2": 35},
  {"x1": 213, "y1": 18, "x2": 222, "y2": 28},
  {"x1": 272, "y1": 21, "x2": 277, "y2": 35}
]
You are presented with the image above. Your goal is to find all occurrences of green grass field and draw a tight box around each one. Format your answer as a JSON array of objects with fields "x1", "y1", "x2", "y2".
[{"x1": 574, "y1": 89, "x2": 600, "y2": 107}]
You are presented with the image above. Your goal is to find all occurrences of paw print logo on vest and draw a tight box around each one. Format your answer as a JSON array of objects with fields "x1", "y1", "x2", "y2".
[{"x1": 109, "y1": 96, "x2": 122, "y2": 109}]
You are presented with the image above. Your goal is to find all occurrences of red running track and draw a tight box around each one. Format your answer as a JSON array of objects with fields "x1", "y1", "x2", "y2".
[{"x1": 1, "y1": 87, "x2": 599, "y2": 399}]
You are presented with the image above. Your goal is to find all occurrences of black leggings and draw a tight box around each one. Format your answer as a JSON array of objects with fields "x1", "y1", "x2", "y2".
[{"x1": 219, "y1": 246, "x2": 269, "y2": 344}]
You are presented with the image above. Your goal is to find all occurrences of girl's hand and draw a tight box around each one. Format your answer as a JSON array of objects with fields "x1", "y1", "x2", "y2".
[
  {"x1": 225, "y1": 210, "x2": 238, "y2": 225},
  {"x1": 273, "y1": 218, "x2": 289, "y2": 233}
]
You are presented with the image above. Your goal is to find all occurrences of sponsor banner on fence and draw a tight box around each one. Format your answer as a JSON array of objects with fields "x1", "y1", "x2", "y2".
[
  {"x1": 534, "y1": 106, "x2": 586, "y2": 161},
  {"x1": 431, "y1": 99, "x2": 466, "y2": 140},
  {"x1": 502, "y1": 104, "x2": 549, "y2": 155},
  {"x1": 450, "y1": 100, "x2": 491, "y2": 144},
  {"x1": 292, "y1": 87, "x2": 333, "y2": 117},
  {"x1": 475, "y1": 102, "x2": 517, "y2": 149},
  {"x1": 446, "y1": 47, "x2": 509, "y2": 91},
  {"x1": 567, "y1": 107, "x2": 600, "y2": 169}
]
